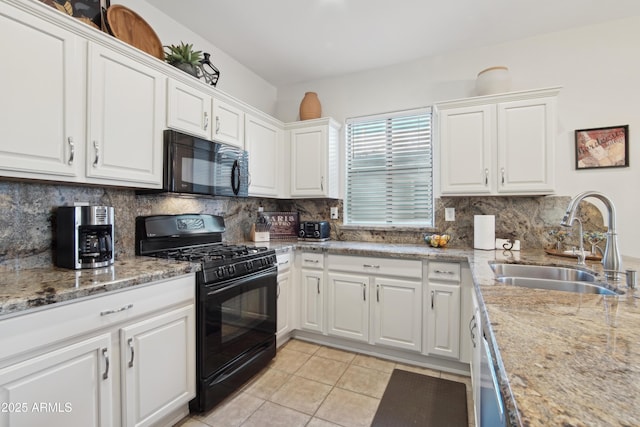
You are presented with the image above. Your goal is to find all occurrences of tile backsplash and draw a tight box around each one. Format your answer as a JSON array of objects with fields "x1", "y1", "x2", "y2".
[{"x1": 0, "y1": 180, "x2": 604, "y2": 271}]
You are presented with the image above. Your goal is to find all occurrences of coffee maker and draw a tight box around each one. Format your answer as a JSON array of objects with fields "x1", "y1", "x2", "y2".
[{"x1": 56, "y1": 205, "x2": 115, "y2": 269}]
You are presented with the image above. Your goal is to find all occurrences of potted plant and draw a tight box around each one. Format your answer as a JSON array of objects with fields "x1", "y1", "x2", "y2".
[{"x1": 164, "y1": 42, "x2": 203, "y2": 77}]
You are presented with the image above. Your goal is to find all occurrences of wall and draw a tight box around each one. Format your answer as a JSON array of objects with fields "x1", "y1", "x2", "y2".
[
  {"x1": 275, "y1": 16, "x2": 640, "y2": 257},
  {"x1": 113, "y1": 0, "x2": 278, "y2": 115}
]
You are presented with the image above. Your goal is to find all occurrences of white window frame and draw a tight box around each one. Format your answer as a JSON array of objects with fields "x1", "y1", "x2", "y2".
[{"x1": 344, "y1": 107, "x2": 434, "y2": 227}]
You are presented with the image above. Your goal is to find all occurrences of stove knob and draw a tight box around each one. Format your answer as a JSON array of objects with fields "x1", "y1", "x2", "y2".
[
  {"x1": 228, "y1": 265, "x2": 236, "y2": 275},
  {"x1": 216, "y1": 267, "x2": 225, "y2": 278},
  {"x1": 246, "y1": 260, "x2": 253, "y2": 271}
]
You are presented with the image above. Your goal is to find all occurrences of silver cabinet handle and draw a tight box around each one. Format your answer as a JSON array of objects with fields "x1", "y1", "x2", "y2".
[
  {"x1": 362, "y1": 283, "x2": 366, "y2": 301},
  {"x1": 469, "y1": 315, "x2": 477, "y2": 348},
  {"x1": 320, "y1": 176, "x2": 324, "y2": 191},
  {"x1": 376, "y1": 284, "x2": 380, "y2": 302},
  {"x1": 67, "y1": 137, "x2": 75, "y2": 165},
  {"x1": 433, "y1": 269, "x2": 455, "y2": 275},
  {"x1": 431, "y1": 290, "x2": 435, "y2": 309},
  {"x1": 304, "y1": 259, "x2": 319, "y2": 264},
  {"x1": 100, "y1": 303, "x2": 133, "y2": 316},
  {"x1": 278, "y1": 260, "x2": 289, "y2": 266},
  {"x1": 316, "y1": 277, "x2": 320, "y2": 294},
  {"x1": 215, "y1": 116, "x2": 220, "y2": 134},
  {"x1": 277, "y1": 284, "x2": 281, "y2": 298},
  {"x1": 501, "y1": 167, "x2": 505, "y2": 185},
  {"x1": 363, "y1": 264, "x2": 380, "y2": 269},
  {"x1": 127, "y1": 338, "x2": 135, "y2": 368},
  {"x1": 484, "y1": 168, "x2": 489, "y2": 185},
  {"x1": 102, "y1": 348, "x2": 109, "y2": 380},
  {"x1": 204, "y1": 111, "x2": 209, "y2": 130},
  {"x1": 93, "y1": 140, "x2": 100, "y2": 167}
]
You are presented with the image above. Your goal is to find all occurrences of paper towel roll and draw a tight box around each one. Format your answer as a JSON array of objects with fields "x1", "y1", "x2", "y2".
[{"x1": 474, "y1": 215, "x2": 495, "y2": 250}]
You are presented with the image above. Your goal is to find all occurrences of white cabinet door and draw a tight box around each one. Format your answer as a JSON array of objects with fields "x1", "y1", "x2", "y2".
[
  {"x1": 289, "y1": 118, "x2": 340, "y2": 198},
  {"x1": 86, "y1": 43, "x2": 165, "y2": 188},
  {"x1": 246, "y1": 114, "x2": 281, "y2": 197},
  {"x1": 166, "y1": 79, "x2": 212, "y2": 139},
  {"x1": 0, "y1": 334, "x2": 112, "y2": 427},
  {"x1": 0, "y1": 3, "x2": 82, "y2": 181},
  {"x1": 497, "y1": 97, "x2": 555, "y2": 194},
  {"x1": 120, "y1": 305, "x2": 195, "y2": 427},
  {"x1": 438, "y1": 105, "x2": 494, "y2": 195},
  {"x1": 327, "y1": 272, "x2": 369, "y2": 342},
  {"x1": 372, "y1": 277, "x2": 422, "y2": 352},
  {"x1": 212, "y1": 98, "x2": 244, "y2": 148},
  {"x1": 276, "y1": 269, "x2": 292, "y2": 340},
  {"x1": 300, "y1": 269, "x2": 324, "y2": 333},
  {"x1": 426, "y1": 282, "x2": 461, "y2": 359}
]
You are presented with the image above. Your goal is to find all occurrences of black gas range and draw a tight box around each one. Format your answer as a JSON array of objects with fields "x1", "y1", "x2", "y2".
[{"x1": 135, "y1": 214, "x2": 277, "y2": 413}]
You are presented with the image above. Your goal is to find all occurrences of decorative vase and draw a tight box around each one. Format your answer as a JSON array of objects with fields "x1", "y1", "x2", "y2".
[
  {"x1": 299, "y1": 92, "x2": 322, "y2": 120},
  {"x1": 475, "y1": 66, "x2": 511, "y2": 96}
]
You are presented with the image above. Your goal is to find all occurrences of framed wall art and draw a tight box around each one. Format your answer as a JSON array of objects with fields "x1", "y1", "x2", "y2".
[
  {"x1": 40, "y1": 0, "x2": 110, "y2": 30},
  {"x1": 575, "y1": 125, "x2": 629, "y2": 169}
]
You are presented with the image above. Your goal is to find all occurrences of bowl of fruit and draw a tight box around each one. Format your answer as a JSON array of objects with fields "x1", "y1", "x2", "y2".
[{"x1": 424, "y1": 234, "x2": 451, "y2": 248}]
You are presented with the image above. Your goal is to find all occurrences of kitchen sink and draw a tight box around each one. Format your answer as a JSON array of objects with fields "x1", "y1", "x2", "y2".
[
  {"x1": 490, "y1": 263, "x2": 598, "y2": 282},
  {"x1": 496, "y1": 276, "x2": 622, "y2": 295},
  {"x1": 490, "y1": 263, "x2": 624, "y2": 296}
]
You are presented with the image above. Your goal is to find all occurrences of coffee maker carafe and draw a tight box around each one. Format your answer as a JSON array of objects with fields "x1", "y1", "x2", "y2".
[{"x1": 56, "y1": 206, "x2": 115, "y2": 269}]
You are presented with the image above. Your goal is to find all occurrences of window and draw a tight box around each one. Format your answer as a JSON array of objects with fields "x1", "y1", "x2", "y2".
[{"x1": 345, "y1": 108, "x2": 433, "y2": 227}]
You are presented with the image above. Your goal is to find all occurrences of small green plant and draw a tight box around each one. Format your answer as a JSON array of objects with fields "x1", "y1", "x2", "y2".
[{"x1": 164, "y1": 42, "x2": 203, "y2": 66}]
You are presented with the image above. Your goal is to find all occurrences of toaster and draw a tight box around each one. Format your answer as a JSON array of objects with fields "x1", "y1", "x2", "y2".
[{"x1": 298, "y1": 221, "x2": 330, "y2": 241}]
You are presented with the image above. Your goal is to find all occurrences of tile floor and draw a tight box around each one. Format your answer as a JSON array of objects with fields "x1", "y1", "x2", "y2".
[{"x1": 176, "y1": 339, "x2": 475, "y2": 427}]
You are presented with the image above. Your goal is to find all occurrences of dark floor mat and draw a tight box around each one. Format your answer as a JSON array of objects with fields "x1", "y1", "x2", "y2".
[{"x1": 371, "y1": 369, "x2": 468, "y2": 427}]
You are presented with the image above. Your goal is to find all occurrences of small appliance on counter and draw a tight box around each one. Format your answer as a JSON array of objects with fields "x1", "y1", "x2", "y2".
[
  {"x1": 298, "y1": 221, "x2": 330, "y2": 241},
  {"x1": 56, "y1": 205, "x2": 114, "y2": 269}
]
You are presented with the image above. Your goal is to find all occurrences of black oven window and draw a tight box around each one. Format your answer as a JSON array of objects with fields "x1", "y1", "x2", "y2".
[{"x1": 220, "y1": 286, "x2": 269, "y2": 343}]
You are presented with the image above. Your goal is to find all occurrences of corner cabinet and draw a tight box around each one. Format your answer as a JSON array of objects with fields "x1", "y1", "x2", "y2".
[
  {"x1": 246, "y1": 114, "x2": 283, "y2": 197},
  {"x1": 437, "y1": 87, "x2": 560, "y2": 196},
  {"x1": 0, "y1": 274, "x2": 196, "y2": 427},
  {"x1": 86, "y1": 43, "x2": 165, "y2": 188},
  {"x1": 287, "y1": 118, "x2": 340, "y2": 198}
]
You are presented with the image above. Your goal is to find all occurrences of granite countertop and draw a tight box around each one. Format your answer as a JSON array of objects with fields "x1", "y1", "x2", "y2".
[
  {"x1": 0, "y1": 257, "x2": 199, "y2": 318},
  {"x1": 2, "y1": 241, "x2": 639, "y2": 425}
]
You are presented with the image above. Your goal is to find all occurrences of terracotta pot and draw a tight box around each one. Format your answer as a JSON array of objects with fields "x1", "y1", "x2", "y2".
[{"x1": 299, "y1": 92, "x2": 322, "y2": 120}]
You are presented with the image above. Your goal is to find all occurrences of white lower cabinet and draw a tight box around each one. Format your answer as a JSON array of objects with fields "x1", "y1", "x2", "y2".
[
  {"x1": 325, "y1": 255, "x2": 423, "y2": 352},
  {"x1": 299, "y1": 252, "x2": 325, "y2": 333},
  {"x1": 425, "y1": 262, "x2": 462, "y2": 359},
  {"x1": 0, "y1": 274, "x2": 195, "y2": 427},
  {"x1": 276, "y1": 251, "x2": 293, "y2": 343},
  {"x1": 0, "y1": 334, "x2": 112, "y2": 427}
]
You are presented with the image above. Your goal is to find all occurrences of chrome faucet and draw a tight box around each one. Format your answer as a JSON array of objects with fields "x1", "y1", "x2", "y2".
[{"x1": 560, "y1": 191, "x2": 622, "y2": 280}]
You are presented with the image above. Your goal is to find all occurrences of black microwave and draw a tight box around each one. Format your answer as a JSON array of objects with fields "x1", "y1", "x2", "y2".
[{"x1": 161, "y1": 129, "x2": 248, "y2": 197}]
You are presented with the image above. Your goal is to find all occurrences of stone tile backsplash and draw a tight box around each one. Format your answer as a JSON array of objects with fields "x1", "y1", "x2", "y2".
[{"x1": 0, "y1": 180, "x2": 604, "y2": 271}]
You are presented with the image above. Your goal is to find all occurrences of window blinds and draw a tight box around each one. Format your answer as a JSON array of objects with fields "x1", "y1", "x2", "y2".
[{"x1": 345, "y1": 109, "x2": 433, "y2": 226}]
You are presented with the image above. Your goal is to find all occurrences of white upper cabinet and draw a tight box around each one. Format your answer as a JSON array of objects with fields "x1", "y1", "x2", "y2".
[
  {"x1": 86, "y1": 43, "x2": 165, "y2": 188},
  {"x1": 437, "y1": 87, "x2": 560, "y2": 196},
  {"x1": 167, "y1": 79, "x2": 212, "y2": 139},
  {"x1": 212, "y1": 98, "x2": 245, "y2": 148},
  {"x1": 0, "y1": 2, "x2": 83, "y2": 181},
  {"x1": 245, "y1": 114, "x2": 282, "y2": 197},
  {"x1": 287, "y1": 118, "x2": 340, "y2": 198}
]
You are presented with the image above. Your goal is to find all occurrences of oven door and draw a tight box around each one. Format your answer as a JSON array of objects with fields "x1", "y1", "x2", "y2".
[
  {"x1": 200, "y1": 266, "x2": 276, "y2": 378},
  {"x1": 165, "y1": 130, "x2": 217, "y2": 195}
]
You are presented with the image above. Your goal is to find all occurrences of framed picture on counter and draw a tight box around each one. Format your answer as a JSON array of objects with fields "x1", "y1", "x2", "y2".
[
  {"x1": 262, "y1": 212, "x2": 299, "y2": 239},
  {"x1": 575, "y1": 125, "x2": 629, "y2": 169}
]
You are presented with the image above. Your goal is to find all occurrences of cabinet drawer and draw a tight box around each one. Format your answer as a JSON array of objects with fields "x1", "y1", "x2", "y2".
[
  {"x1": 0, "y1": 274, "x2": 195, "y2": 364},
  {"x1": 328, "y1": 254, "x2": 422, "y2": 279},
  {"x1": 276, "y1": 251, "x2": 292, "y2": 272},
  {"x1": 428, "y1": 262, "x2": 461, "y2": 282},
  {"x1": 300, "y1": 252, "x2": 324, "y2": 269}
]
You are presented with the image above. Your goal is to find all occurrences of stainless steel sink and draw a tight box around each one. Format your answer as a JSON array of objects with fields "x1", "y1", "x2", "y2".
[
  {"x1": 496, "y1": 276, "x2": 622, "y2": 295},
  {"x1": 490, "y1": 263, "x2": 624, "y2": 296},
  {"x1": 490, "y1": 263, "x2": 598, "y2": 282}
]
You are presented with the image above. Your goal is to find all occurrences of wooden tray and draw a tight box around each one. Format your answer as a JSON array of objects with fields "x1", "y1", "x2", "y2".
[
  {"x1": 106, "y1": 5, "x2": 164, "y2": 60},
  {"x1": 545, "y1": 248, "x2": 602, "y2": 261}
]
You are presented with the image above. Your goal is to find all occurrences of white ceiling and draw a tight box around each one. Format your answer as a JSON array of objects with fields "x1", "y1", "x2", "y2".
[{"x1": 151, "y1": 0, "x2": 640, "y2": 87}]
